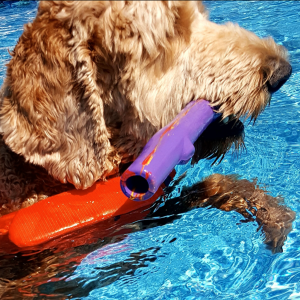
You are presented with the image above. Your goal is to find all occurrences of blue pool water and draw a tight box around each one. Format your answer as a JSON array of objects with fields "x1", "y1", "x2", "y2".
[{"x1": 0, "y1": 1, "x2": 300, "y2": 299}]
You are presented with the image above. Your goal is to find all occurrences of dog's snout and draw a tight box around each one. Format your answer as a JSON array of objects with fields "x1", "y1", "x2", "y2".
[{"x1": 267, "y1": 60, "x2": 292, "y2": 93}]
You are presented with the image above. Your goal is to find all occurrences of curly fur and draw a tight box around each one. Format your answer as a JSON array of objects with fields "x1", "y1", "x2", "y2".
[
  {"x1": 0, "y1": 1, "x2": 291, "y2": 216},
  {"x1": 176, "y1": 174, "x2": 296, "y2": 253}
]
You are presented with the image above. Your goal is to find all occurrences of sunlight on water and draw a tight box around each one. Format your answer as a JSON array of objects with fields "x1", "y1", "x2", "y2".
[{"x1": 0, "y1": 1, "x2": 299, "y2": 299}]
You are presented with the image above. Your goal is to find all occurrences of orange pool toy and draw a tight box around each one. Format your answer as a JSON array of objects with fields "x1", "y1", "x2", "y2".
[{"x1": 0, "y1": 172, "x2": 175, "y2": 251}]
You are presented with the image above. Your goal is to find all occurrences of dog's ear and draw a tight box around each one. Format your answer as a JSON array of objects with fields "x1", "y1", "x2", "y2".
[{"x1": 0, "y1": 2, "x2": 115, "y2": 189}]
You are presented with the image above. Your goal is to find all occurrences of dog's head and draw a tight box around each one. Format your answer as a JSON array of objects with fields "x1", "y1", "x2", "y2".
[{"x1": 0, "y1": 1, "x2": 291, "y2": 189}]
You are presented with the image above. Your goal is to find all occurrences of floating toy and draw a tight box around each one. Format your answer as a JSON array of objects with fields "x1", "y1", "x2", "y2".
[
  {"x1": 0, "y1": 99, "x2": 216, "y2": 251},
  {"x1": 0, "y1": 176, "x2": 171, "y2": 250},
  {"x1": 121, "y1": 99, "x2": 215, "y2": 200}
]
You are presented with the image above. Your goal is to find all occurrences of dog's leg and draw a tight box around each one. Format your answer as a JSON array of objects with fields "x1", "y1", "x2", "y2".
[
  {"x1": 183, "y1": 174, "x2": 295, "y2": 253},
  {"x1": 147, "y1": 174, "x2": 295, "y2": 253}
]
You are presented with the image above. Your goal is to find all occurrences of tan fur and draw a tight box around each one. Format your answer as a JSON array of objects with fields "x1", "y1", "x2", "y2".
[
  {"x1": 154, "y1": 173, "x2": 296, "y2": 253},
  {"x1": 185, "y1": 174, "x2": 295, "y2": 254},
  {"x1": 0, "y1": 1, "x2": 290, "y2": 215}
]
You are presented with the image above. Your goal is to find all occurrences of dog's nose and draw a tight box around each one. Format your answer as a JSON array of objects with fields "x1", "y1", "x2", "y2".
[{"x1": 267, "y1": 59, "x2": 292, "y2": 93}]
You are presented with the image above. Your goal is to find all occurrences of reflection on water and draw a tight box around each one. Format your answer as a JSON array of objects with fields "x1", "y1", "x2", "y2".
[{"x1": 0, "y1": 0, "x2": 300, "y2": 299}]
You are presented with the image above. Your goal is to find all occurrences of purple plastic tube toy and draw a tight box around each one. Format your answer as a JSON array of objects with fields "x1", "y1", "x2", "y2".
[{"x1": 120, "y1": 99, "x2": 216, "y2": 201}]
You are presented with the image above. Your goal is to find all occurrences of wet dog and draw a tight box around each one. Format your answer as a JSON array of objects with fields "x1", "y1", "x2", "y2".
[
  {"x1": 0, "y1": 1, "x2": 295, "y2": 298},
  {"x1": 0, "y1": 1, "x2": 292, "y2": 215}
]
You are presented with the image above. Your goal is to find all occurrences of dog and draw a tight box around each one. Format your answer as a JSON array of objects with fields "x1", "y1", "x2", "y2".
[
  {"x1": 0, "y1": 1, "x2": 292, "y2": 216},
  {"x1": 0, "y1": 1, "x2": 295, "y2": 297}
]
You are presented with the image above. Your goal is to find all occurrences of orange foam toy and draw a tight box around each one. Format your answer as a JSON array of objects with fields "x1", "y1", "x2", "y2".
[{"x1": 0, "y1": 176, "x2": 167, "y2": 249}]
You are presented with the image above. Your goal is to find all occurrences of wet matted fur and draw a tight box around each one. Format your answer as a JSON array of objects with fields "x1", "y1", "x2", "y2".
[
  {"x1": 160, "y1": 174, "x2": 295, "y2": 253},
  {"x1": 0, "y1": 1, "x2": 292, "y2": 222}
]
